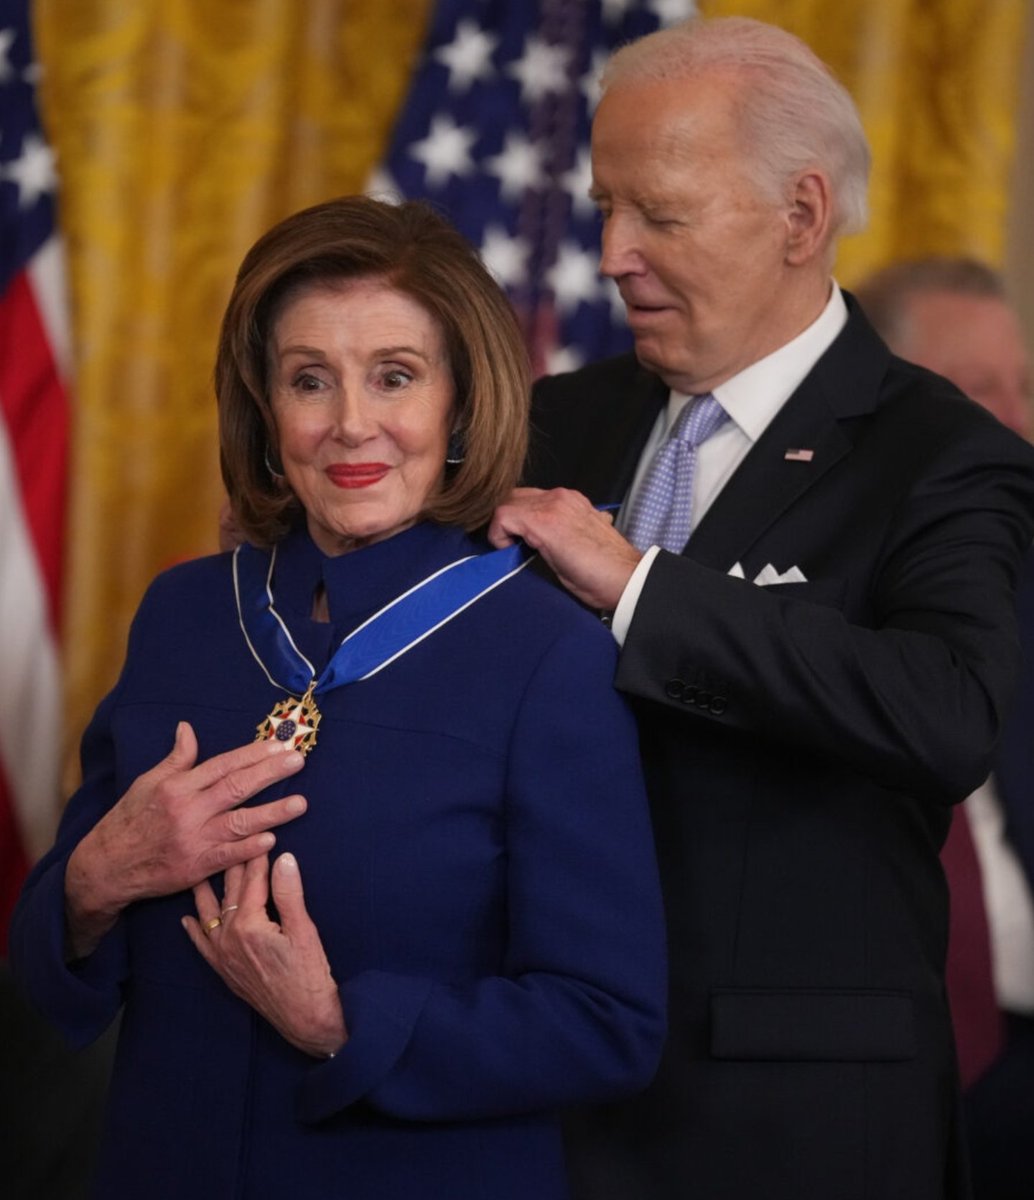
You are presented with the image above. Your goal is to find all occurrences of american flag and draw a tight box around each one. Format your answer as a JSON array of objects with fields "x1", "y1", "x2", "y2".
[
  {"x1": 370, "y1": 0, "x2": 698, "y2": 377},
  {"x1": 0, "y1": 0, "x2": 69, "y2": 949}
]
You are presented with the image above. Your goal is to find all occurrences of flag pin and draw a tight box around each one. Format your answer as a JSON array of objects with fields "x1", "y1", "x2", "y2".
[{"x1": 784, "y1": 448, "x2": 814, "y2": 462}]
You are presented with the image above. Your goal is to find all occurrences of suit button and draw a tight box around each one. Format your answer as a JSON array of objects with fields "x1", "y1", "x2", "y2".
[
  {"x1": 664, "y1": 678, "x2": 685, "y2": 700},
  {"x1": 710, "y1": 697, "x2": 727, "y2": 716},
  {"x1": 695, "y1": 690, "x2": 711, "y2": 709}
]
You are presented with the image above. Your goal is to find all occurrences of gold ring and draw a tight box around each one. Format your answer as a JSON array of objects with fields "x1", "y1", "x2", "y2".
[
  {"x1": 220, "y1": 905, "x2": 239, "y2": 918},
  {"x1": 202, "y1": 916, "x2": 222, "y2": 935}
]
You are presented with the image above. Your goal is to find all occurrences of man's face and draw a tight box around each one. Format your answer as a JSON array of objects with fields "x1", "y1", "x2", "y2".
[
  {"x1": 590, "y1": 73, "x2": 801, "y2": 394},
  {"x1": 898, "y1": 291, "x2": 1031, "y2": 439}
]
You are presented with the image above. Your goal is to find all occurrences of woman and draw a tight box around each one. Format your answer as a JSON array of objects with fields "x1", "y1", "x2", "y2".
[{"x1": 11, "y1": 197, "x2": 665, "y2": 1200}]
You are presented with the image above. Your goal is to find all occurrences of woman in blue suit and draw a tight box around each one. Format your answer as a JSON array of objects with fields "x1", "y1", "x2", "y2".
[{"x1": 11, "y1": 197, "x2": 665, "y2": 1199}]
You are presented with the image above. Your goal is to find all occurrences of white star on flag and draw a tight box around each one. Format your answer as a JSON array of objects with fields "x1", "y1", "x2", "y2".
[
  {"x1": 485, "y1": 130, "x2": 546, "y2": 201},
  {"x1": 434, "y1": 19, "x2": 498, "y2": 92},
  {"x1": 650, "y1": 0, "x2": 699, "y2": 26},
  {"x1": 580, "y1": 48, "x2": 609, "y2": 112},
  {"x1": 481, "y1": 224, "x2": 531, "y2": 290},
  {"x1": 1, "y1": 131, "x2": 57, "y2": 208},
  {"x1": 507, "y1": 36, "x2": 569, "y2": 105},
  {"x1": 561, "y1": 146, "x2": 595, "y2": 218},
  {"x1": 408, "y1": 113, "x2": 478, "y2": 187},
  {"x1": 546, "y1": 240, "x2": 601, "y2": 314}
]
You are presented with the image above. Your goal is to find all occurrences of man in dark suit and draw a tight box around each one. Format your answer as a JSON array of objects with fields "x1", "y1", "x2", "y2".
[
  {"x1": 857, "y1": 257, "x2": 1034, "y2": 1199},
  {"x1": 489, "y1": 17, "x2": 1034, "y2": 1200}
]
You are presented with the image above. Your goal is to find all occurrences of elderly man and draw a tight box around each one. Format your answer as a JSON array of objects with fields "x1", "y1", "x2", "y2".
[{"x1": 490, "y1": 18, "x2": 1034, "y2": 1200}]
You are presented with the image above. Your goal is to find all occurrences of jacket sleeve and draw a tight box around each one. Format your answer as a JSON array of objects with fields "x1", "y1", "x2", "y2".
[
  {"x1": 9, "y1": 685, "x2": 131, "y2": 1049},
  {"x1": 297, "y1": 622, "x2": 667, "y2": 1124},
  {"x1": 616, "y1": 415, "x2": 1034, "y2": 803}
]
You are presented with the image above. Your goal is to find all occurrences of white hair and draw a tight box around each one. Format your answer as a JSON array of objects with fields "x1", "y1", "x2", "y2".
[{"x1": 600, "y1": 16, "x2": 871, "y2": 237}]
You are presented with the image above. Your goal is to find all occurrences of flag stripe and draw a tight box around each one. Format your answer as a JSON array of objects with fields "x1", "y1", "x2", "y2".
[
  {"x1": 1, "y1": 1, "x2": 70, "y2": 946},
  {"x1": 0, "y1": 264, "x2": 68, "y2": 628}
]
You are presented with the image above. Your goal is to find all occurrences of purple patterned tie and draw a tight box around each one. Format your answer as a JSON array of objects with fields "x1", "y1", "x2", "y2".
[{"x1": 625, "y1": 393, "x2": 729, "y2": 552}]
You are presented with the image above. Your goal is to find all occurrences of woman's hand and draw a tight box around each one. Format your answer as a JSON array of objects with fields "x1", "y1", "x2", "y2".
[
  {"x1": 183, "y1": 852, "x2": 347, "y2": 1059},
  {"x1": 64, "y1": 722, "x2": 307, "y2": 958}
]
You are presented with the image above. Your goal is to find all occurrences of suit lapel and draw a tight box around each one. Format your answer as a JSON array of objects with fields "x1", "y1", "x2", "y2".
[
  {"x1": 576, "y1": 367, "x2": 666, "y2": 505},
  {"x1": 686, "y1": 389, "x2": 851, "y2": 570}
]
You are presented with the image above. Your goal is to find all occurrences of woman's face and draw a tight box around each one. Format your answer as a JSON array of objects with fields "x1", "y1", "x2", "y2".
[{"x1": 269, "y1": 278, "x2": 455, "y2": 555}]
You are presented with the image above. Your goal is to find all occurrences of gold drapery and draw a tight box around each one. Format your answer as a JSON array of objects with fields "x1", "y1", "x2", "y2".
[{"x1": 34, "y1": 0, "x2": 1028, "y2": 780}]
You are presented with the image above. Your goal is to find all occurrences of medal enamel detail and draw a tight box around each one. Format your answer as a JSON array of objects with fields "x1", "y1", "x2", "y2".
[{"x1": 255, "y1": 680, "x2": 322, "y2": 756}]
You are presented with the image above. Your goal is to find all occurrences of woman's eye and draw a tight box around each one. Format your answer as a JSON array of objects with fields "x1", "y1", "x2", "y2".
[
  {"x1": 292, "y1": 372, "x2": 324, "y2": 392},
  {"x1": 381, "y1": 368, "x2": 413, "y2": 390}
]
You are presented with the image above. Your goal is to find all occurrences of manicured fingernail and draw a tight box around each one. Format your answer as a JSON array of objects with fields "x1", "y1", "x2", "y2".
[
  {"x1": 278, "y1": 852, "x2": 298, "y2": 872},
  {"x1": 285, "y1": 795, "x2": 306, "y2": 815}
]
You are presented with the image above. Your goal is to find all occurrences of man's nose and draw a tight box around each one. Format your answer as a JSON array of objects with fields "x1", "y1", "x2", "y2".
[{"x1": 599, "y1": 214, "x2": 644, "y2": 279}]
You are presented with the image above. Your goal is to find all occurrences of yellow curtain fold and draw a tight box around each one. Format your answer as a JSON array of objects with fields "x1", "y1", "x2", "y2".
[{"x1": 35, "y1": 0, "x2": 1029, "y2": 785}]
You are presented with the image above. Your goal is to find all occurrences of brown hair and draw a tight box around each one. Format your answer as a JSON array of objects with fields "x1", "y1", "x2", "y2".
[{"x1": 216, "y1": 195, "x2": 530, "y2": 545}]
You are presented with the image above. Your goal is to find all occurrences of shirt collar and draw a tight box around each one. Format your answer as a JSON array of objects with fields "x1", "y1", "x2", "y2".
[{"x1": 667, "y1": 282, "x2": 849, "y2": 443}]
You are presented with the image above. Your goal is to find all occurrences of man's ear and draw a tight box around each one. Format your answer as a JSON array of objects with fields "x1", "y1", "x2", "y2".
[{"x1": 785, "y1": 170, "x2": 833, "y2": 265}]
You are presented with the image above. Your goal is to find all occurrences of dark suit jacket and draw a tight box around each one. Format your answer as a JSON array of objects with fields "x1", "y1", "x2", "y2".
[
  {"x1": 527, "y1": 299, "x2": 1034, "y2": 1200},
  {"x1": 995, "y1": 549, "x2": 1034, "y2": 892}
]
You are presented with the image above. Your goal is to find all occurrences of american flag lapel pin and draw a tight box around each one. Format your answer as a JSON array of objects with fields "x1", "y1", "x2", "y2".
[{"x1": 784, "y1": 448, "x2": 814, "y2": 462}]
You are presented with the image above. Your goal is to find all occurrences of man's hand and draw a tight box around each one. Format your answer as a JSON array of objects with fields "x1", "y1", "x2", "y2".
[{"x1": 488, "y1": 487, "x2": 643, "y2": 611}]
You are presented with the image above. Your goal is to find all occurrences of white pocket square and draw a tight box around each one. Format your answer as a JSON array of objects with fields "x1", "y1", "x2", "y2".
[{"x1": 729, "y1": 562, "x2": 807, "y2": 586}]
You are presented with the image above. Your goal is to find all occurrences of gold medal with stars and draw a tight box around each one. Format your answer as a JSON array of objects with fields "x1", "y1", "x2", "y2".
[{"x1": 255, "y1": 680, "x2": 322, "y2": 756}]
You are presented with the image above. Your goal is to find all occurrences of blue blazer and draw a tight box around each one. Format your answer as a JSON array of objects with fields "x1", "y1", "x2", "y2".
[{"x1": 11, "y1": 523, "x2": 666, "y2": 1200}]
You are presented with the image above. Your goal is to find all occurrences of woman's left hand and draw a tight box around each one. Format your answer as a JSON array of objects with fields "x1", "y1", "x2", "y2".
[{"x1": 183, "y1": 852, "x2": 348, "y2": 1059}]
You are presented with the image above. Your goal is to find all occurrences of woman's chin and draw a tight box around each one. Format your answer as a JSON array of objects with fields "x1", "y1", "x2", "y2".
[{"x1": 306, "y1": 514, "x2": 420, "y2": 556}]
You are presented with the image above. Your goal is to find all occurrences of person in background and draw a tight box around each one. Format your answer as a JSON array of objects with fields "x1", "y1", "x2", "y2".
[
  {"x1": 857, "y1": 256, "x2": 1034, "y2": 1200},
  {"x1": 489, "y1": 17, "x2": 1034, "y2": 1200},
  {"x1": 10, "y1": 195, "x2": 665, "y2": 1200}
]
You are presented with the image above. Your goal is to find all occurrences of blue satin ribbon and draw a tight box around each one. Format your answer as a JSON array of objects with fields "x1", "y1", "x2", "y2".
[{"x1": 233, "y1": 539, "x2": 533, "y2": 698}]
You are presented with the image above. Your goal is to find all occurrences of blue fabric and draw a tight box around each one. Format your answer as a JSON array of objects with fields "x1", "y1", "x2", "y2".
[{"x1": 11, "y1": 521, "x2": 665, "y2": 1200}]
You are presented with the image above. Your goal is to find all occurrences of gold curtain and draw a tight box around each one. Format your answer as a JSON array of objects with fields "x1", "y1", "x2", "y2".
[
  {"x1": 35, "y1": 0, "x2": 1029, "y2": 781},
  {"x1": 706, "y1": 0, "x2": 1030, "y2": 281}
]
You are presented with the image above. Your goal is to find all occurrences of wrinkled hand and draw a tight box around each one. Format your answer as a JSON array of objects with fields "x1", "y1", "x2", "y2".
[
  {"x1": 488, "y1": 487, "x2": 643, "y2": 611},
  {"x1": 184, "y1": 853, "x2": 347, "y2": 1059},
  {"x1": 65, "y1": 722, "x2": 306, "y2": 957}
]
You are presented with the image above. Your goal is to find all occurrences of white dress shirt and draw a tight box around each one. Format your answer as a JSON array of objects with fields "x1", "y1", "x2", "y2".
[
  {"x1": 612, "y1": 284, "x2": 849, "y2": 644},
  {"x1": 966, "y1": 780, "x2": 1034, "y2": 1015}
]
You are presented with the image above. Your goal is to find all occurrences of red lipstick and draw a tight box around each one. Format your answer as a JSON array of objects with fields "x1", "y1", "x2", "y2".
[{"x1": 325, "y1": 463, "x2": 389, "y2": 489}]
